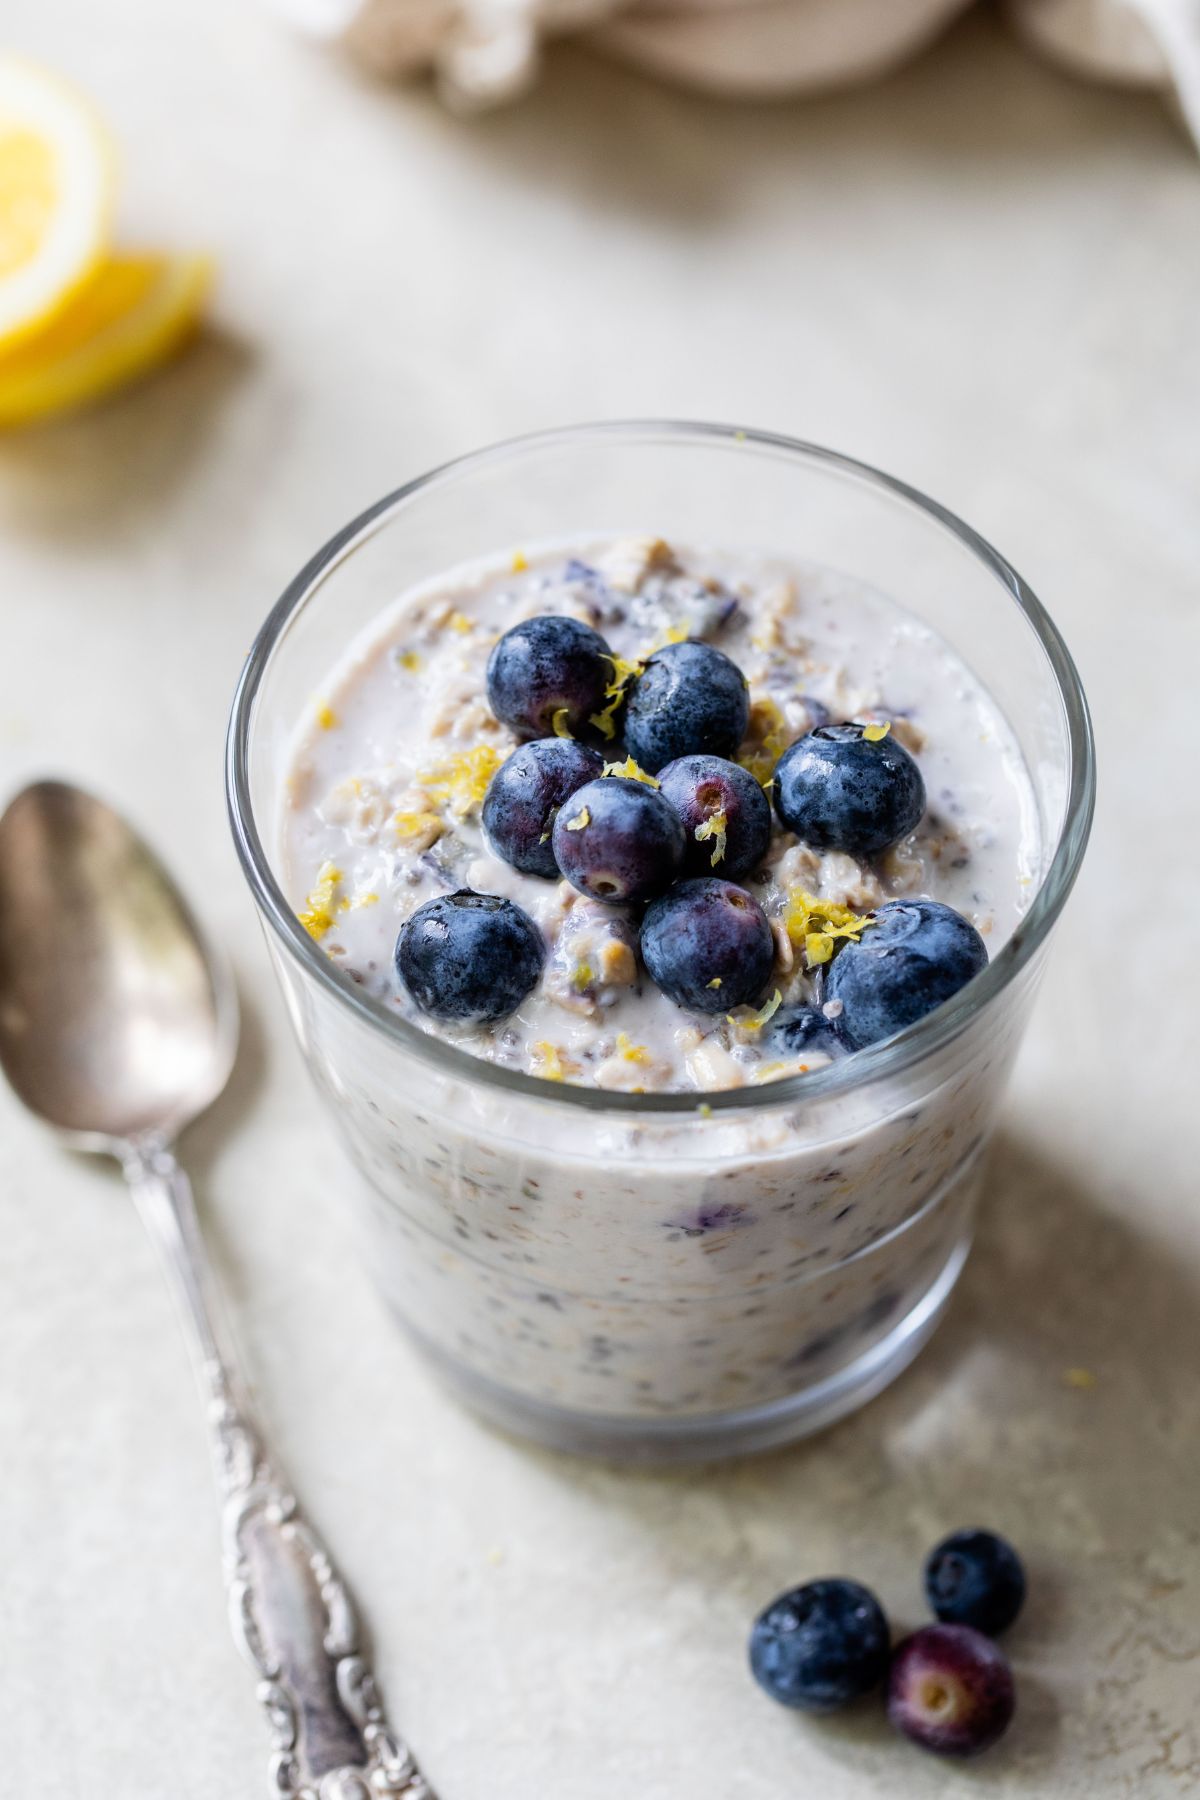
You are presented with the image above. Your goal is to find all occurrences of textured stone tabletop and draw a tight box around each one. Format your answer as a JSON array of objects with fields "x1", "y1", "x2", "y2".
[{"x1": 2, "y1": 4, "x2": 1198, "y2": 1792}]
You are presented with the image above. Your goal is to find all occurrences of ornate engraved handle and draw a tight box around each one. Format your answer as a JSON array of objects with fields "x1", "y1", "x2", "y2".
[{"x1": 124, "y1": 1144, "x2": 436, "y2": 1800}]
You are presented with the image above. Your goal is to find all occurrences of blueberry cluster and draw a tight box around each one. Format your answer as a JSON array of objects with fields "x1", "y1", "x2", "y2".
[
  {"x1": 749, "y1": 1528, "x2": 1025, "y2": 1758},
  {"x1": 395, "y1": 608, "x2": 990, "y2": 1043}
]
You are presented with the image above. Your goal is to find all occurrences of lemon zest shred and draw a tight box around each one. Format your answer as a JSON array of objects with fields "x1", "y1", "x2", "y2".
[
  {"x1": 589, "y1": 651, "x2": 642, "y2": 740},
  {"x1": 316, "y1": 702, "x2": 338, "y2": 730},
  {"x1": 783, "y1": 888, "x2": 875, "y2": 967},
  {"x1": 616, "y1": 1032, "x2": 651, "y2": 1064},
  {"x1": 863, "y1": 719, "x2": 891, "y2": 743},
  {"x1": 698, "y1": 1102, "x2": 714, "y2": 1119},
  {"x1": 532, "y1": 1041, "x2": 567, "y2": 1082},
  {"x1": 446, "y1": 609, "x2": 473, "y2": 634},
  {"x1": 572, "y1": 962, "x2": 594, "y2": 992},
  {"x1": 601, "y1": 756, "x2": 659, "y2": 787},
  {"x1": 398, "y1": 650, "x2": 421, "y2": 672},
  {"x1": 393, "y1": 809, "x2": 442, "y2": 841},
  {"x1": 564, "y1": 805, "x2": 590, "y2": 831},
  {"x1": 297, "y1": 862, "x2": 343, "y2": 941},
  {"x1": 351, "y1": 890, "x2": 379, "y2": 909},
  {"x1": 707, "y1": 977, "x2": 722, "y2": 990},
  {"x1": 736, "y1": 695, "x2": 790, "y2": 788},
  {"x1": 694, "y1": 807, "x2": 728, "y2": 867},
  {"x1": 511, "y1": 550, "x2": 528, "y2": 573},
  {"x1": 419, "y1": 744, "x2": 503, "y2": 819},
  {"x1": 752, "y1": 1060, "x2": 792, "y2": 1084},
  {"x1": 643, "y1": 623, "x2": 689, "y2": 654},
  {"x1": 736, "y1": 988, "x2": 783, "y2": 1033},
  {"x1": 551, "y1": 707, "x2": 573, "y2": 739}
]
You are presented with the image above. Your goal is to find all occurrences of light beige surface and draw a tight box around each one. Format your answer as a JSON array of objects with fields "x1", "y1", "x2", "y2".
[{"x1": 1, "y1": 6, "x2": 1198, "y2": 1794}]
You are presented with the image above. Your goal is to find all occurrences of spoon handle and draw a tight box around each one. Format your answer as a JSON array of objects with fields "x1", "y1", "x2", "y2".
[{"x1": 124, "y1": 1142, "x2": 436, "y2": 1800}]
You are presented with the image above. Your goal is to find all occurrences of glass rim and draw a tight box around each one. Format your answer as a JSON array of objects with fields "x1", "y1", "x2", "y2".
[{"x1": 225, "y1": 419, "x2": 1096, "y2": 1117}]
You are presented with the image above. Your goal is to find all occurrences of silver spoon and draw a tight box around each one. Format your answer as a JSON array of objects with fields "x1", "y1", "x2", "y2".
[{"x1": 0, "y1": 779, "x2": 434, "y2": 1800}]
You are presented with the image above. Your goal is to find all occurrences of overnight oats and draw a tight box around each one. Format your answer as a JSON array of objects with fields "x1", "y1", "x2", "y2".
[{"x1": 228, "y1": 425, "x2": 1093, "y2": 1459}]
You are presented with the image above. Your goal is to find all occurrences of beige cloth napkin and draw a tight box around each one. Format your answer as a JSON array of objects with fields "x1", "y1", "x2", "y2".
[{"x1": 273, "y1": 0, "x2": 1200, "y2": 144}]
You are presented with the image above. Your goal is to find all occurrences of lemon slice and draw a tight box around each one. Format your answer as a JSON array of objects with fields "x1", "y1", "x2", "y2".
[
  {"x1": 0, "y1": 252, "x2": 214, "y2": 427},
  {"x1": 0, "y1": 54, "x2": 116, "y2": 352}
]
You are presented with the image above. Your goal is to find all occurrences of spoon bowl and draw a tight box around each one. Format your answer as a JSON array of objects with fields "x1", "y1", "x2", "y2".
[{"x1": 0, "y1": 780, "x2": 236, "y2": 1147}]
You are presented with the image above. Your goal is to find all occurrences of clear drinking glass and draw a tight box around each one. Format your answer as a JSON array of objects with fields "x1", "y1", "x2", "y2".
[{"x1": 226, "y1": 423, "x2": 1094, "y2": 1462}]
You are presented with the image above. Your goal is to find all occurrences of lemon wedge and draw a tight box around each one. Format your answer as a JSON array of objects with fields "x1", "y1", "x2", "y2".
[
  {"x1": 0, "y1": 54, "x2": 116, "y2": 352},
  {"x1": 0, "y1": 252, "x2": 214, "y2": 427}
]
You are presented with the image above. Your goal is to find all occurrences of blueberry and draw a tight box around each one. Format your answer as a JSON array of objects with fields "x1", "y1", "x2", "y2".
[
  {"x1": 551, "y1": 777, "x2": 685, "y2": 905},
  {"x1": 887, "y1": 1624, "x2": 1015, "y2": 1757},
  {"x1": 482, "y1": 738, "x2": 603, "y2": 879},
  {"x1": 657, "y1": 754, "x2": 773, "y2": 880},
  {"x1": 771, "y1": 1004, "x2": 850, "y2": 1061},
  {"x1": 623, "y1": 640, "x2": 750, "y2": 774},
  {"x1": 749, "y1": 1578, "x2": 891, "y2": 1712},
  {"x1": 824, "y1": 898, "x2": 988, "y2": 1048},
  {"x1": 641, "y1": 877, "x2": 774, "y2": 1013},
  {"x1": 924, "y1": 1530, "x2": 1026, "y2": 1636},
  {"x1": 486, "y1": 614, "x2": 612, "y2": 740},
  {"x1": 396, "y1": 889, "x2": 543, "y2": 1023},
  {"x1": 773, "y1": 722, "x2": 925, "y2": 856}
]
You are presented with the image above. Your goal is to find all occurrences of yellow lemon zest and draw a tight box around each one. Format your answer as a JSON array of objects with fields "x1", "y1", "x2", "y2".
[
  {"x1": 751, "y1": 1060, "x2": 792, "y2": 1084},
  {"x1": 707, "y1": 977, "x2": 722, "y2": 990},
  {"x1": 532, "y1": 1041, "x2": 567, "y2": 1082},
  {"x1": 551, "y1": 707, "x2": 573, "y2": 739},
  {"x1": 697, "y1": 1102, "x2": 713, "y2": 1119},
  {"x1": 446, "y1": 609, "x2": 472, "y2": 634},
  {"x1": 589, "y1": 651, "x2": 642, "y2": 741},
  {"x1": 297, "y1": 862, "x2": 343, "y2": 941},
  {"x1": 419, "y1": 744, "x2": 502, "y2": 819},
  {"x1": 729, "y1": 988, "x2": 783, "y2": 1033},
  {"x1": 351, "y1": 891, "x2": 379, "y2": 909},
  {"x1": 694, "y1": 807, "x2": 728, "y2": 867},
  {"x1": 601, "y1": 756, "x2": 659, "y2": 787},
  {"x1": 316, "y1": 702, "x2": 337, "y2": 730},
  {"x1": 863, "y1": 719, "x2": 891, "y2": 743},
  {"x1": 511, "y1": 549, "x2": 528, "y2": 573},
  {"x1": 393, "y1": 809, "x2": 442, "y2": 841},
  {"x1": 564, "y1": 805, "x2": 590, "y2": 831},
  {"x1": 737, "y1": 696, "x2": 790, "y2": 788},
  {"x1": 644, "y1": 622, "x2": 689, "y2": 653},
  {"x1": 616, "y1": 1032, "x2": 651, "y2": 1064},
  {"x1": 572, "y1": 961, "x2": 594, "y2": 992},
  {"x1": 783, "y1": 888, "x2": 875, "y2": 967},
  {"x1": 398, "y1": 650, "x2": 421, "y2": 672}
]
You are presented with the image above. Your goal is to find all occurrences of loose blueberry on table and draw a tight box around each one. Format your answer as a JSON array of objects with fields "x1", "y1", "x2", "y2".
[
  {"x1": 551, "y1": 775, "x2": 685, "y2": 905},
  {"x1": 924, "y1": 1528, "x2": 1026, "y2": 1636},
  {"x1": 641, "y1": 877, "x2": 775, "y2": 1013},
  {"x1": 749, "y1": 1578, "x2": 891, "y2": 1711},
  {"x1": 482, "y1": 737, "x2": 604, "y2": 879},
  {"x1": 887, "y1": 1623, "x2": 1016, "y2": 1757},
  {"x1": 773, "y1": 721, "x2": 926, "y2": 856},
  {"x1": 396, "y1": 889, "x2": 544, "y2": 1023}
]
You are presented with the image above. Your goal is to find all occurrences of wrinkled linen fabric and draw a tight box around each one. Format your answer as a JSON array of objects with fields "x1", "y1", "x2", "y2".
[{"x1": 268, "y1": 0, "x2": 1200, "y2": 143}]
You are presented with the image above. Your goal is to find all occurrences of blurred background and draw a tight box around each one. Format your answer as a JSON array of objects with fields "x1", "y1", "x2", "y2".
[{"x1": 2, "y1": 2, "x2": 1198, "y2": 1795}]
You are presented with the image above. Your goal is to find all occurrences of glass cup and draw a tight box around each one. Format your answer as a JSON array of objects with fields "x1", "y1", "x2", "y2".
[{"x1": 226, "y1": 422, "x2": 1094, "y2": 1463}]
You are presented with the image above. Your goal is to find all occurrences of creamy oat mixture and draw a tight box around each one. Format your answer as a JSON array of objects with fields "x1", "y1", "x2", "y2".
[{"x1": 283, "y1": 537, "x2": 1037, "y2": 1094}]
